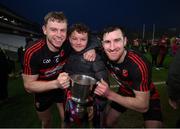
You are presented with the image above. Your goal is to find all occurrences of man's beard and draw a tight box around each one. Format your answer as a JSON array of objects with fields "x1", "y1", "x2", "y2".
[{"x1": 109, "y1": 49, "x2": 125, "y2": 63}]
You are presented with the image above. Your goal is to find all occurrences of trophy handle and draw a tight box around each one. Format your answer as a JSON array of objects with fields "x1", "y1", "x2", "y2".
[
  {"x1": 69, "y1": 78, "x2": 73, "y2": 87},
  {"x1": 90, "y1": 83, "x2": 98, "y2": 97}
]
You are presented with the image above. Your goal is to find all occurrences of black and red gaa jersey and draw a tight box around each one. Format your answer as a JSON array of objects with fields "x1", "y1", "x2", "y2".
[
  {"x1": 23, "y1": 38, "x2": 70, "y2": 81},
  {"x1": 106, "y1": 50, "x2": 159, "y2": 99}
]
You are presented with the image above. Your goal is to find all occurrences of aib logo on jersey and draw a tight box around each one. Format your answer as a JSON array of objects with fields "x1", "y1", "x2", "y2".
[
  {"x1": 122, "y1": 69, "x2": 128, "y2": 77},
  {"x1": 54, "y1": 55, "x2": 60, "y2": 63},
  {"x1": 60, "y1": 49, "x2": 65, "y2": 57}
]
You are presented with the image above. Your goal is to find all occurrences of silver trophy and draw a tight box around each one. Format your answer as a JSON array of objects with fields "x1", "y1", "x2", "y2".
[{"x1": 70, "y1": 74, "x2": 97, "y2": 118}]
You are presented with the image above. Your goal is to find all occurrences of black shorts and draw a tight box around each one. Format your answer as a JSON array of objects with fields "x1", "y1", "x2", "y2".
[
  {"x1": 34, "y1": 89, "x2": 65, "y2": 112},
  {"x1": 110, "y1": 99, "x2": 163, "y2": 121}
]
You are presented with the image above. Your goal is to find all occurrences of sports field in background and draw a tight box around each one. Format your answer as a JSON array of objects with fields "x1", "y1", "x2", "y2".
[{"x1": 0, "y1": 54, "x2": 180, "y2": 128}]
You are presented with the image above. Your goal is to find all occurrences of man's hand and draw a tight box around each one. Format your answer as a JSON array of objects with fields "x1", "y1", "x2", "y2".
[
  {"x1": 94, "y1": 79, "x2": 110, "y2": 97},
  {"x1": 83, "y1": 49, "x2": 96, "y2": 62},
  {"x1": 57, "y1": 72, "x2": 70, "y2": 89},
  {"x1": 169, "y1": 99, "x2": 178, "y2": 109}
]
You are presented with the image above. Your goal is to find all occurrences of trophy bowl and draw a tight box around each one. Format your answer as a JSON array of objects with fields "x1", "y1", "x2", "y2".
[{"x1": 70, "y1": 74, "x2": 97, "y2": 104}]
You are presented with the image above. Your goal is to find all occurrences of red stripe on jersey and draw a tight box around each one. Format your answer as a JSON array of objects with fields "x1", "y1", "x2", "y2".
[
  {"x1": 129, "y1": 52, "x2": 148, "y2": 91},
  {"x1": 24, "y1": 40, "x2": 45, "y2": 74},
  {"x1": 119, "y1": 86, "x2": 132, "y2": 95},
  {"x1": 128, "y1": 53, "x2": 148, "y2": 91},
  {"x1": 24, "y1": 41, "x2": 43, "y2": 74},
  {"x1": 150, "y1": 82, "x2": 160, "y2": 99},
  {"x1": 128, "y1": 52, "x2": 149, "y2": 91},
  {"x1": 24, "y1": 43, "x2": 41, "y2": 74}
]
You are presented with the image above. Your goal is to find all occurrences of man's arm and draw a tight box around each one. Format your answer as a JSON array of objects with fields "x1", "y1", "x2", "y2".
[
  {"x1": 167, "y1": 50, "x2": 180, "y2": 108},
  {"x1": 83, "y1": 35, "x2": 101, "y2": 61},
  {"x1": 95, "y1": 79, "x2": 150, "y2": 113},
  {"x1": 168, "y1": 99, "x2": 178, "y2": 109},
  {"x1": 92, "y1": 55, "x2": 109, "y2": 83},
  {"x1": 86, "y1": 35, "x2": 101, "y2": 51},
  {"x1": 106, "y1": 89, "x2": 149, "y2": 113},
  {"x1": 22, "y1": 72, "x2": 70, "y2": 93}
]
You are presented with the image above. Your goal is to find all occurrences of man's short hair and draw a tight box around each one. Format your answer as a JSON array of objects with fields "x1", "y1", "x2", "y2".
[
  {"x1": 100, "y1": 25, "x2": 125, "y2": 40},
  {"x1": 44, "y1": 11, "x2": 68, "y2": 26}
]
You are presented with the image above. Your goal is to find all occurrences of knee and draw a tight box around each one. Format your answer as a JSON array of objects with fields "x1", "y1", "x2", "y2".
[{"x1": 105, "y1": 117, "x2": 116, "y2": 127}]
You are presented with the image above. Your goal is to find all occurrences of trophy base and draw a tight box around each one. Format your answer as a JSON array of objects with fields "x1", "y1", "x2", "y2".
[
  {"x1": 76, "y1": 104, "x2": 87, "y2": 118},
  {"x1": 72, "y1": 96, "x2": 89, "y2": 104}
]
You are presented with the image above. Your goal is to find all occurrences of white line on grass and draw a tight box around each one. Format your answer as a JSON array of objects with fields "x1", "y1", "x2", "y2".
[{"x1": 110, "y1": 81, "x2": 166, "y2": 88}]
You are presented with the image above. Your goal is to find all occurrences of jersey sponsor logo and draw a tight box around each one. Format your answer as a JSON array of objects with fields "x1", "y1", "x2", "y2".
[
  {"x1": 55, "y1": 58, "x2": 59, "y2": 63},
  {"x1": 43, "y1": 59, "x2": 51, "y2": 64},
  {"x1": 114, "y1": 66, "x2": 120, "y2": 71},
  {"x1": 44, "y1": 65, "x2": 63, "y2": 77},
  {"x1": 54, "y1": 55, "x2": 60, "y2": 63},
  {"x1": 60, "y1": 49, "x2": 65, "y2": 57},
  {"x1": 122, "y1": 69, "x2": 128, "y2": 77}
]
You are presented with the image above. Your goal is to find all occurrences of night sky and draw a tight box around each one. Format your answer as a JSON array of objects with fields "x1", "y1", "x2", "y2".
[{"x1": 0, "y1": 0, "x2": 180, "y2": 31}]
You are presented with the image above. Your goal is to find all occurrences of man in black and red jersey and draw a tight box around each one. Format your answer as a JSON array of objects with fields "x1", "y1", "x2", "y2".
[
  {"x1": 22, "y1": 12, "x2": 96, "y2": 128},
  {"x1": 94, "y1": 25, "x2": 163, "y2": 128}
]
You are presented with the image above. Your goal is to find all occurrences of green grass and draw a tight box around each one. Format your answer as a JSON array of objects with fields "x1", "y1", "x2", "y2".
[
  {"x1": 0, "y1": 54, "x2": 180, "y2": 128},
  {"x1": 0, "y1": 77, "x2": 64, "y2": 128},
  {"x1": 157, "y1": 84, "x2": 180, "y2": 127},
  {"x1": 0, "y1": 77, "x2": 40, "y2": 128}
]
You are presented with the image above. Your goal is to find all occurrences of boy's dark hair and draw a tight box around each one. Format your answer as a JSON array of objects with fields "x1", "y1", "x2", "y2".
[{"x1": 68, "y1": 23, "x2": 90, "y2": 37}]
